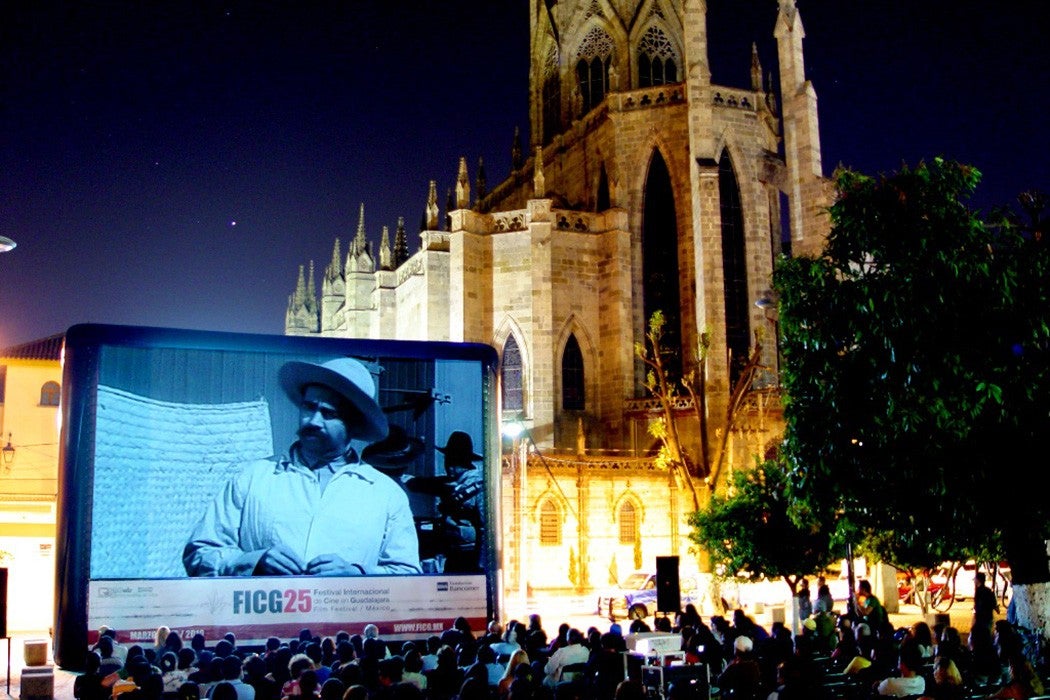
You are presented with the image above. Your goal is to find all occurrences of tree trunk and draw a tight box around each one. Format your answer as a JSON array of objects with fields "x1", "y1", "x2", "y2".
[{"x1": 1008, "y1": 583, "x2": 1050, "y2": 642}]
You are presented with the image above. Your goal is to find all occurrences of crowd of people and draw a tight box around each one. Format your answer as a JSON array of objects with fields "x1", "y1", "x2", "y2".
[{"x1": 72, "y1": 577, "x2": 1046, "y2": 700}]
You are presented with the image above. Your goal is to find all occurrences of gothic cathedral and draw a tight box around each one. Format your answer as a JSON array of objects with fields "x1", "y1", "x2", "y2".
[{"x1": 285, "y1": 0, "x2": 831, "y2": 594}]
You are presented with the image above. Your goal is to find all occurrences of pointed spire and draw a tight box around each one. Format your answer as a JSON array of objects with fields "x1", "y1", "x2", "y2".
[
  {"x1": 295, "y1": 264, "x2": 307, "y2": 304},
  {"x1": 425, "y1": 180, "x2": 439, "y2": 230},
  {"x1": 751, "y1": 43, "x2": 762, "y2": 92},
  {"x1": 533, "y1": 145, "x2": 546, "y2": 198},
  {"x1": 511, "y1": 126, "x2": 523, "y2": 171},
  {"x1": 326, "y1": 238, "x2": 342, "y2": 282},
  {"x1": 354, "y1": 202, "x2": 367, "y2": 249},
  {"x1": 305, "y1": 260, "x2": 318, "y2": 315},
  {"x1": 445, "y1": 188, "x2": 454, "y2": 230},
  {"x1": 455, "y1": 156, "x2": 471, "y2": 209},
  {"x1": 476, "y1": 157, "x2": 487, "y2": 203},
  {"x1": 393, "y1": 216, "x2": 410, "y2": 268},
  {"x1": 379, "y1": 226, "x2": 392, "y2": 270}
]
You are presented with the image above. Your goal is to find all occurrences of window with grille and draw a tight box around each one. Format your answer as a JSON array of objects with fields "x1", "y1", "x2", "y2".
[
  {"x1": 539, "y1": 499, "x2": 561, "y2": 545},
  {"x1": 618, "y1": 501, "x2": 638, "y2": 544},
  {"x1": 502, "y1": 336, "x2": 523, "y2": 413},
  {"x1": 40, "y1": 380, "x2": 61, "y2": 406}
]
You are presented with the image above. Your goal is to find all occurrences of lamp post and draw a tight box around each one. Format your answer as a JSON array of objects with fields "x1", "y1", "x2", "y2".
[{"x1": 502, "y1": 421, "x2": 526, "y2": 615}]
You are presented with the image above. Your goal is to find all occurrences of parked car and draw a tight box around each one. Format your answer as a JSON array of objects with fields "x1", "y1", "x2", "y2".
[{"x1": 596, "y1": 570, "x2": 703, "y2": 621}]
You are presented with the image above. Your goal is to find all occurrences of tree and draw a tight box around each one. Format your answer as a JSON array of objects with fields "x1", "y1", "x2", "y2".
[
  {"x1": 774, "y1": 159, "x2": 1050, "y2": 637},
  {"x1": 688, "y1": 455, "x2": 836, "y2": 601},
  {"x1": 635, "y1": 310, "x2": 767, "y2": 511}
]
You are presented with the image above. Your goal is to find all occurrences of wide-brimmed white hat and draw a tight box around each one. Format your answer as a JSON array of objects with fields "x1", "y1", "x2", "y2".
[{"x1": 279, "y1": 357, "x2": 388, "y2": 442}]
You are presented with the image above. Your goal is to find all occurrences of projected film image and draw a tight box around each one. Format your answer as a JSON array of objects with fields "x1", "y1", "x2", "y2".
[{"x1": 55, "y1": 325, "x2": 498, "y2": 666}]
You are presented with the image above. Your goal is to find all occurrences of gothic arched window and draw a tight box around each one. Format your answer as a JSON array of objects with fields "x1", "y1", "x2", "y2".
[
  {"x1": 719, "y1": 149, "x2": 750, "y2": 385},
  {"x1": 542, "y1": 46, "x2": 562, "y2": 144},
  {"x1": 637, "y1": 26, "x2": 678, "y2": 87},
  {"x1": 618, "y1": 500, "x2": 638, "y2": 545},
  {"x1": 40, "y1": 380, "x2": 61, "y2": 407},
  {"x1": 502, "y1": 335, "x2": 523, "y2": 414},
  {"x1": 642, "y1": 149, "x2": 682, "y2": 379},
  {"x1": 539, "y1": 499, "x2": 561, "y2": 545},
  {"x1": 575, "y1": 26, "x2": 613, "y2": 115},
  {"x1": 561, "y1": 334, "x2": 585, "y2": 411}
]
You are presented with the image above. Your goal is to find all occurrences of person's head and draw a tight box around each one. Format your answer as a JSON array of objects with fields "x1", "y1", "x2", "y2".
[
  {"x1": 363, "y1": 623, "x2": 380, "y2": 640},
  {"x1": 84, "y1": 651, "x2": 102, "y2": 674},
  {"x1": 857, "y1": 579, "x2": 873, "y2": 595},
  {"x1": 505, "y1": 649, "x2": 528, "y2": 674},
  {"x1": 437, "y1": 431, "x2": 482, "y2": 479},
  {"x1": 179, "y1": 681, "x2": 201, "y2": 700},
  {"x1": 403, "y1": 649, "x2": 423, "y2": 674},
  {"x1": 221, "y1": 654, "x2": 243, "y2": 681},
  {"x1": 486, "y1": 620, "x2": 502, "y2": 638},
  {"x1": 304, "y1": 641, "x2": 323, "y2": 666},
  {"x1": 280, "y1": 357, "x2": 387, "y2": 459},
  {"x1": 933, "y1": 655, "x2": 962, "y2": 687},
  {"x1": 898, "y1": 640, "x2": 923, "y2": 676},
  {"x1": 476, "y1": 645, "x2": 496, "y2": 664},
  {"x1": 191, "y1": 632, "x2": 206, "y2": 652},
  {"x1": 289, "y1": 652, "x2": 315, "y2": 679},
  {"x1": 243, "y1": 654, "x2": 266, "y2": 680},
  {"x1": 155, "y1": 625, "x2": 171, "y2": 648},
  {"x1": 320, "y1": 677, "x2": 345, "y2": 700},
  {"x1": 95, "y1": 635, "x2": 114, "y2": 659},
  {"x1": 214, "y1": 639, "x2": 234, "y2": 658},
  {"x1": 910, "y1": 620, "x2": 934, "y2": 646},
  {"x1": 976, "y1": 571, "x2": 987, "y2": 586},
  {"x1": 377, "y1": 657, "x2": 404, "y2": 686},
  {"x1": 614, "y1": 678, "x2": 647, "y2": 700},
  {"x1": 160, "y1": 651, "x2": 178, "y2": 674},
  {"x1": 734, "y1": 635, "x2": 753, "y2": 657},
  {"x1": 164, "y1": 631, "x2": 183, "y2": 651},
  {"x1": 299, "y1": 669, "x2": 321, "y2": 696},
  {"x1": 177, "y1": 647, "x2": 196, "y2": 671}
]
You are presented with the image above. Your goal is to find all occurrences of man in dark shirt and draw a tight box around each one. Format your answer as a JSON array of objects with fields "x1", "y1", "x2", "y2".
[{"x1": 973, "y1": 571, "x2": 999, "y2": 636}]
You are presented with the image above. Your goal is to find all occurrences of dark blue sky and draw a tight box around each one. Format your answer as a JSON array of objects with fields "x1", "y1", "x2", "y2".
[{"x1": 1, "y1": 1, "x2": 1045, "y2": 348}]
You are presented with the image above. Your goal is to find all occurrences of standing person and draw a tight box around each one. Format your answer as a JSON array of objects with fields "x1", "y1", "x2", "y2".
[
  {"x1": 183, "y1": 356, "x2": 421, "y2": 576},
  {"x1": 856, "y1": 579, "x2": 888, "y2": 637},
  {"x1": 972, "y1": 571, "x2": 1000, "y2": 637},
  {"x1": 797, "y1": 578, "x2": 813, "y2": 621},
  {"x1": 814, "y1": 576, "x2": 836, "y2": 614}
]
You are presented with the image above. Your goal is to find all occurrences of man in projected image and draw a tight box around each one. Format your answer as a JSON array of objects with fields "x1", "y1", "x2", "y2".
[{"x1": 183, "y1": 356, "x2": 421, "y2": 576}]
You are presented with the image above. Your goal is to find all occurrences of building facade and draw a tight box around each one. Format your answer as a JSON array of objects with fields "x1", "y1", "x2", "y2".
[
  {"x1": 285, "y1": 0, "x2": 832, "y2": 596},
  {"x1": 0, "y1": 334, "x2": 63, "y2": 632}
]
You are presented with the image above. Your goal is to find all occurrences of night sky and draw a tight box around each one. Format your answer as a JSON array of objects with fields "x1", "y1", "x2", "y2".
[{"x1": 1, "y1": 2, "x2": 1045, "y2": 348}]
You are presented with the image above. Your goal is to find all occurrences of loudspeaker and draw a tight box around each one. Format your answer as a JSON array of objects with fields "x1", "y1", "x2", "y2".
[
  {"x1": 0, "y1": 567, "x2": 7, "y2": 638},
  {"x1": 655, "y1": 555, "x2": 680, "y2": 613}
]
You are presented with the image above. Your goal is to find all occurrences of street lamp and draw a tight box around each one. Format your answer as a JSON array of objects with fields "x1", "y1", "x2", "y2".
[
  {"x1": 0, "y1": 236, "x2": 16, "y2": 253},
  {"x1": 1, "y1": 433, "x2": 15, "y2": 473}
]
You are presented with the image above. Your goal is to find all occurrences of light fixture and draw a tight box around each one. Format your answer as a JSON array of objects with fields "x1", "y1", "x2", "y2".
[
  {"x1": 755, "y1": 289, "x2": 777, "y2": 310},
  {"x1": 1, "y1": 433, "x2": 14, "y2": 468},
  {"x1": 0, "y1": 236, "x2": 16, "y2": 253}
]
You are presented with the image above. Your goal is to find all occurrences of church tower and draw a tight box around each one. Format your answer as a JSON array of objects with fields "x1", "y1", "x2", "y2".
[{"x1": 284, "y1": 0, "x2": 832, "y2": 592}]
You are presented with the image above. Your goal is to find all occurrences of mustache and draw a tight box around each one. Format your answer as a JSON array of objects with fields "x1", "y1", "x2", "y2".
[{"x1": 298, "y1": 426, "x2": 324, "y2": 438}]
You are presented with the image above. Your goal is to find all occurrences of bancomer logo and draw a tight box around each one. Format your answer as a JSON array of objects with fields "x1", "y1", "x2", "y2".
[{"x1": 436, "y1": 580, "x2": 480, "y2": 593}]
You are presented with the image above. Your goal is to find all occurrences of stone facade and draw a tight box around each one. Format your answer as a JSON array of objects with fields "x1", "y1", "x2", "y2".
[{"x1": 285, "y1": 0, "x2": 830, "y2": 594}]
